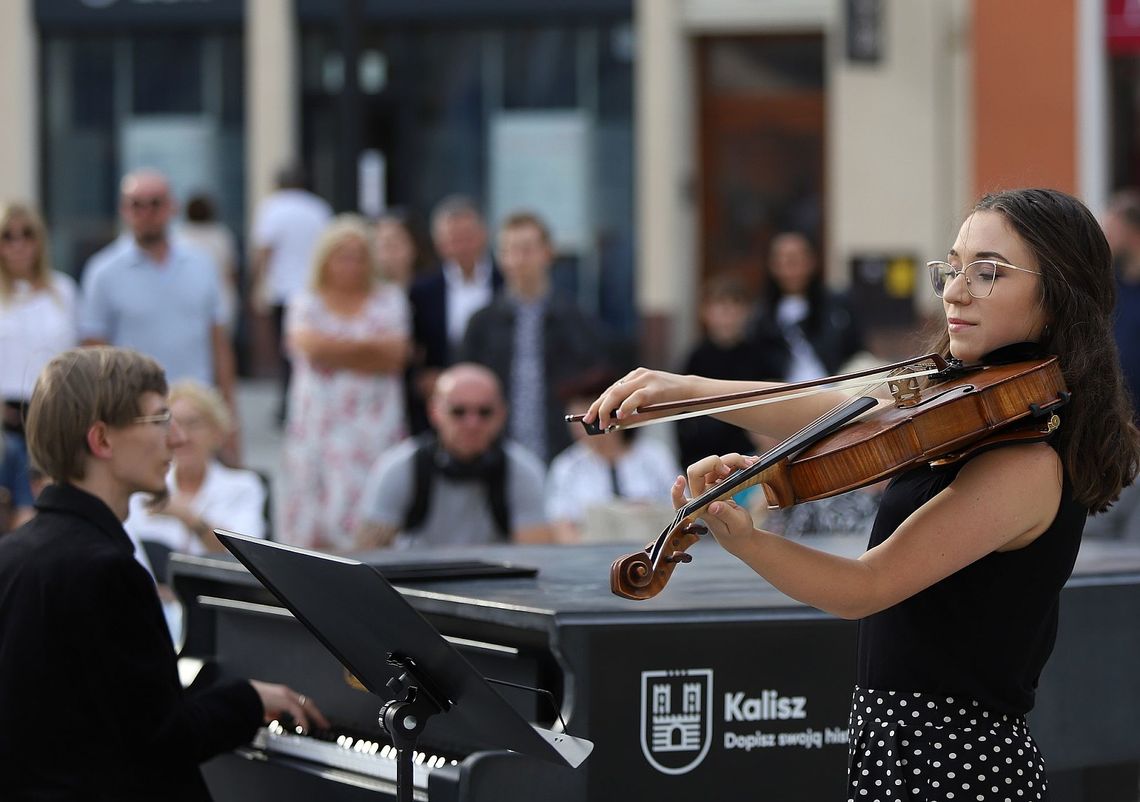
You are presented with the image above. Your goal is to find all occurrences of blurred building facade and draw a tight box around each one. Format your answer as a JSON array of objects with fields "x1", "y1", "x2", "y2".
[{"x1": 0, "y1": 0, "x2": 1125, "y2": 365}]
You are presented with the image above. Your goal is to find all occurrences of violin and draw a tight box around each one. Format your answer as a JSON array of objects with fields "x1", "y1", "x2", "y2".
[{"x1": 602, "y1": 356, "x2": 1070, "y2": 601}]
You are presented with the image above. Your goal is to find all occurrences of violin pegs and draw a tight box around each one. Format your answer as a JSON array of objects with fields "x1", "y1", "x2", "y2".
[{"x1": 664, "y1": 551, "x2": 693, "y2": 565}]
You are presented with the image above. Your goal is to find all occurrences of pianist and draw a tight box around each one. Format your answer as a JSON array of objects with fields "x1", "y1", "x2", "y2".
[{"x1": 0, "y1": 347, "x2": 328, "y2": 801}]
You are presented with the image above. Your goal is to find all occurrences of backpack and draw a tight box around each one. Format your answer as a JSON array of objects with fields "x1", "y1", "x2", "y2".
[{"x1": 403, "y1": 434, "x2": 511, "y2": 539}]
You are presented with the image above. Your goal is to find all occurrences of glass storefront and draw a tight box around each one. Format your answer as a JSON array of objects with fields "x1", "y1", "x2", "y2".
[
  {"x1": 36, "y1": 0, "x2": 245, "y2": 280},
  {"x1": 298, "y1": 6, "x2": 635, "y2": 332}
]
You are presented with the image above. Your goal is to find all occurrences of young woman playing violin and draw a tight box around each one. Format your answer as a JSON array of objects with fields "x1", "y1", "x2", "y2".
[{"x1": 585, "y1": 188, "x2": 1140, "y2": 801}]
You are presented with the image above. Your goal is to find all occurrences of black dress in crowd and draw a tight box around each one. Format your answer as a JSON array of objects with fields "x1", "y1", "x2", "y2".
[{"x1": 675, "y1": 331, "x2": 787, "y2": 469}]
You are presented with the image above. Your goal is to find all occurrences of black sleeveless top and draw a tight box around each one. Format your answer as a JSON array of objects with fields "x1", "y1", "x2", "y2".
[{"x1": 854, "y1": 448, "x2": 1087, "y2": 715}]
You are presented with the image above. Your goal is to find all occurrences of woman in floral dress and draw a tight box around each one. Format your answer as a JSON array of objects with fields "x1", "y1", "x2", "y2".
[{"x1": 279, "y1": 215, "x2": 410, "y2": 550}]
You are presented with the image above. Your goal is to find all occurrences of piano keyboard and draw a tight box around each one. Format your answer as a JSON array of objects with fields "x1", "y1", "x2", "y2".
[{"x1": 253, "y1": 721, "x2": 460, "y2": 789}]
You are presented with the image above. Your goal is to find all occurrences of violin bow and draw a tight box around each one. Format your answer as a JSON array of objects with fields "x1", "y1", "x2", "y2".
[{"x1": 571, "y1": 353, "x2": 949, "y2": 435}]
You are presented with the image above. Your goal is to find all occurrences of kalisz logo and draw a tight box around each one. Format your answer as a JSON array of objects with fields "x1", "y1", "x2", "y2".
[{"x1": 640, "y1": 668, "x2": 713, "y2": 775}]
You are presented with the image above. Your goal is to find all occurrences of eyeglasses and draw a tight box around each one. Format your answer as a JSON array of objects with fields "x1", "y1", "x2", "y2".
[
  {"x1": 448, "y1": 405, "x2": 496, "y2": 420},
  {"x1": 926, "y1": 259, "x2": 1042, "y2": 299},
  {"x1": 0, "y1": 226, "x2": 35, "y2": 243},
  {"x1": 131, "y1": 410, "x2": 173, "y2": 427},
  {"x1": 126, "y1": 196, "x2": 168, "y2": 212}
]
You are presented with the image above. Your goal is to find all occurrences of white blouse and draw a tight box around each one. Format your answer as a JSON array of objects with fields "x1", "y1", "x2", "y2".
[
  {"x1": 125, "y1": 460, "x2": 267, "y2": 556},
  {"x1": 0, "y1": 273, "x2": 78, "y2": 400},
  {"x1": 546, "y1": 437, "x2": 681, "y2": 524}
]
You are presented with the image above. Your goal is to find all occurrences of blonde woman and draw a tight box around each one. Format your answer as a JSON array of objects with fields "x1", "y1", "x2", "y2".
[
  {"x1": 0, "y1": 203, "x2": 77, "y2": 410},
  {"x1": 125, "y1": 380, "x2": 265, "y2": 557},
  {"x1": 0, "y1": 203, "x2": 77, "y2": 527},
  {"x1": 280, "y1": 215, "x2": 410, "y2": 550}
]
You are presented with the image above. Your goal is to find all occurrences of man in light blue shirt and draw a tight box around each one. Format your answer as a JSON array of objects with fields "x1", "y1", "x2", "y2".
[{"x1": 80, "y1": 170, "x2": 237, "y2": 419}]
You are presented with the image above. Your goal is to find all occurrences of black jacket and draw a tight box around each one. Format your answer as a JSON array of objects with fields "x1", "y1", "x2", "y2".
[
  {"x1": 407, "y1": 264, "x2": 504, "y2": 433},
  {"x1": 460, "y1": 294, "x2": 608, "y2": 463},
  {"x1": 752, "y1": 289, "x2": 864, "y2": 377},
  {"x1": 676, "y1": 334, "x2": 787, "y2": 468},
  {"x1": 0, "y1": 483, "x2": 262, "y2": 801}
]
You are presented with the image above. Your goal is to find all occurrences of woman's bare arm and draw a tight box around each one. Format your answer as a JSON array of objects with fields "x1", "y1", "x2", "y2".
[
  {"x1": 289, "y1": 329, "x2": 409, "y2": 374},
  {"x1": 585, "y1": 368, "x2": 857, "y2": 443},
  {"x1": 684, "y1": 443, "x2": 1062, "y2": 619}
]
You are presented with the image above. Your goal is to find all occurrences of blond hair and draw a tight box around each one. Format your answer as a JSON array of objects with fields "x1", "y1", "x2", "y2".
[
  {"x1": 0, "y1": 202, "x2": 54, "y2": 302},
  {"x1": 25, "y1": 347, "x2": 167, "y2": 483},
  {"x1": 307, "y1": 214, "x2": 382, "y2": 293},
  {"x1": 169, "y1": 379, "x2": 233, "y2": 435}
]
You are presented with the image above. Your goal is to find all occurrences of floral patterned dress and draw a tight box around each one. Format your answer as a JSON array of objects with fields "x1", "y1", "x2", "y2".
[{"x1": 280, "y1": 285, "x2": 409, "y2": 550}]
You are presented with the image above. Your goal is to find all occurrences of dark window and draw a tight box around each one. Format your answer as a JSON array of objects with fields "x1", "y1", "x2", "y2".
[
  {"x1": 221, "y1": 34, "x2": 244, "y2": 126},
  {"x1": 133, "y1": 35, "x2": 203, "y2": 114},
  {"x1": 503, "y1": 27, "x2": 578, "y2": 109},
  {"x1": 71, "y1": 39, "x2": 115, "y2": 129}
]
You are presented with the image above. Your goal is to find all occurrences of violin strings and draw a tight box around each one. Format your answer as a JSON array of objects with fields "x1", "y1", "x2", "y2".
[{"x1": 675, "y1": 394, "x2": 883, "y2": 525}]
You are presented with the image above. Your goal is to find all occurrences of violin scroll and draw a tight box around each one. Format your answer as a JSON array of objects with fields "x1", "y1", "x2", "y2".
[
  {"x1": 610, "y1": 551, "x2": 653, "y2": 600},
  {"x1": 610, "y1": 523, "x2": 706, "y2": 600}
]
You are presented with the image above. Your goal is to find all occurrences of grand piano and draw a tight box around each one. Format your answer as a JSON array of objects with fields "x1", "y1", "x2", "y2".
[{"x1": 170, "y1": 537, "x2": 1140, "y2": 801}]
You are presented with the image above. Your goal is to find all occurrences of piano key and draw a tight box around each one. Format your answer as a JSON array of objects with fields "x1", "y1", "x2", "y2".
[{"x1": 253, "y1": 725, "x2": 456, "y2": 790}]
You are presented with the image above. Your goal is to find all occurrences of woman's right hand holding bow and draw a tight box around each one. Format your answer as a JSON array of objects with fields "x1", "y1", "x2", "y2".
[{"x1": 583, "y1": 368, "x2": 704, "y2": 429}]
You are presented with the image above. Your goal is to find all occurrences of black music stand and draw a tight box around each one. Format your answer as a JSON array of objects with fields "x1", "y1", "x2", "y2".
[{"x1": 216, "y1": 531, "x2": 592, "y2": 802}]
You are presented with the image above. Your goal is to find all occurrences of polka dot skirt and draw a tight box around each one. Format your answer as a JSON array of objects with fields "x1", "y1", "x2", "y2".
[{"x1": 847, "y1": 686, "x2": 1047, "y2": 802}]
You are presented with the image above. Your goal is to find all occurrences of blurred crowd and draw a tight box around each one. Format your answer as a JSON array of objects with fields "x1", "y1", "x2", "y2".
[{"x1": 13, "y1": 164, "x2": 1139, "y2": 573}]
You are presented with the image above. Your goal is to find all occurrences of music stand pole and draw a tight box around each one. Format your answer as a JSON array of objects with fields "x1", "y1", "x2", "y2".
[{"x1": 378, "y1": 652, "x2": 451, "y2": 802}]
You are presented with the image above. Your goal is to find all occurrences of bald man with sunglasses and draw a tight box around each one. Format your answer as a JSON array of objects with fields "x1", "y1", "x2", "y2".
[{"x1": 355, "y1": 363, "x2": 550, "y2": 549}]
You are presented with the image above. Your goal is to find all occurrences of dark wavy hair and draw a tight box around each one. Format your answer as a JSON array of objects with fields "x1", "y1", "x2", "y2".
[{"x1": 925, "y1": 188, "x2": 1139, "y2": 511}]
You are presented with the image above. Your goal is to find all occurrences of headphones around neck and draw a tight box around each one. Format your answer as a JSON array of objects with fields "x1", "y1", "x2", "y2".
[{"x1": 434, "y1": 440, "x2": 506, "y2": 480}]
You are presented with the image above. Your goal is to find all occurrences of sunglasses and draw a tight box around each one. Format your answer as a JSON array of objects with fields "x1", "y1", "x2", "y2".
[
  {"x1": 0, "y1": 226, "x2": 35, "y2": 243},
  {"x1": 448, "y1": 405, "x2": 496, "y2": 420},
  {"x1": 127, "y1": 196, "x2": 168, "y2": 212}
]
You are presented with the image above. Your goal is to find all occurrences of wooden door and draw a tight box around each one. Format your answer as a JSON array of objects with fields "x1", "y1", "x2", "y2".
[{"x1": 698, "y1": 35, "x2": 826, "y2": 296}]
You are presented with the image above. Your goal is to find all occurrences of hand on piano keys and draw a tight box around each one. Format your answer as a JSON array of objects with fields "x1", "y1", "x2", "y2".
[{"x1": 249, "y1": 679, "x2": 330, "y2": 734}]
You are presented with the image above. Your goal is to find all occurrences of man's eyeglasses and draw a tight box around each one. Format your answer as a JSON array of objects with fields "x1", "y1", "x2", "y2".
[
  {"x1": 0, "y1": 226, "x2": 35, "y2": 243},
  {"x1": 926, "y1": 259, "x2": 1042, "y2": 299},
  {"x1": 448, "y1": 405, "x2": 496, "y2": 420},
  {"x1": 131, "y1": 410, "x2": 173, "y2": 427},
  {"x1": 127, "y1": 196, "x2": 168, "y2": 212}
]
